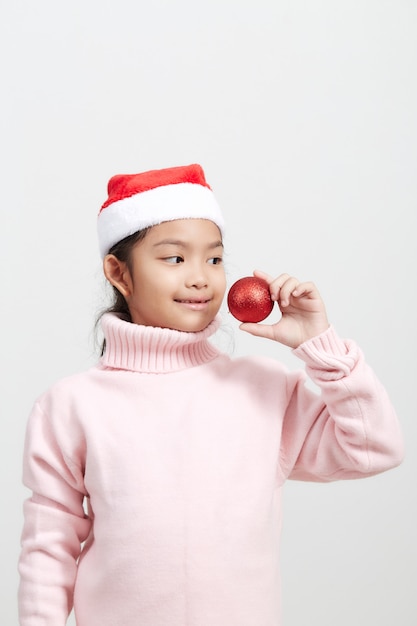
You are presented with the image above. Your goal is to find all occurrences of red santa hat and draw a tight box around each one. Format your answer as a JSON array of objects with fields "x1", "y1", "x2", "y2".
[{"x1": 97, "y1": 163, "x2": 224, "y2": 257}]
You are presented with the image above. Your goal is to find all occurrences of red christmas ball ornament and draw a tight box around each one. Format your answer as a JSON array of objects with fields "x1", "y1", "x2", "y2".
[{"x1": 227, "y1": 276, "x2": 274, "y2": 323}]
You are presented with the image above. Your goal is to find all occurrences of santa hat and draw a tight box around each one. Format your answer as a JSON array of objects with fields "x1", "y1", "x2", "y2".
[{"x1": 97, "y1": 163, "x2": 224, "y2": 257}]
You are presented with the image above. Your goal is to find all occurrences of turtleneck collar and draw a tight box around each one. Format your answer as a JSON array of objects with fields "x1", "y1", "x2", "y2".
[{"x1": 100, "y1": 313, "x2": 222, "y2": 374}]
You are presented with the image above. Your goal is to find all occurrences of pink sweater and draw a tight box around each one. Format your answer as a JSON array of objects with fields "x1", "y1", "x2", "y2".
[{"x1": 18, "y1": 314, "x2": 404, "y2": 626}]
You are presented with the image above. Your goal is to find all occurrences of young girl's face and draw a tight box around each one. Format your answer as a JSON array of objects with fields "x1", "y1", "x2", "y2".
[{"x1": 123, "y1": 219, "x2": 226, "y2": 332}]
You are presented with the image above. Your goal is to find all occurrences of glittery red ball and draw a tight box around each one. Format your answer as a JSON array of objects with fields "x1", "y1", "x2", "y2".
[{"x1": 227, "y1": 276, "x2": 274, "y2": 323}]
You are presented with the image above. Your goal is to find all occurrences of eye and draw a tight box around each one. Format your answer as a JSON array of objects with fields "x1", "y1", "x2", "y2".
[
  {"x1": 164, "y1": 256, "x2": 184, "y2": 264},
  {"x1": 208, "y1": 256, "x2": 223, "y2": 265}
]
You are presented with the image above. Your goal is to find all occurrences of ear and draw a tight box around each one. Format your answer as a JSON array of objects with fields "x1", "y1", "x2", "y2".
[{"x1": 103, "y1": 255, "x2": 132, "y2": 297}]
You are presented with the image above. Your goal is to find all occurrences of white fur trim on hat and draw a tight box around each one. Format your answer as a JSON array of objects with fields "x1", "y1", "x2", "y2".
[{"x1": 98, "y1": 181, "x2": 224, "y2": 258}]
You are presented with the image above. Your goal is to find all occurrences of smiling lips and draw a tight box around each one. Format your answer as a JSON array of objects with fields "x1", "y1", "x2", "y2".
[
  {"x1": 176, "y1": 299, "x2": 210, "y2": 303},
  {"x1": 175, "y1": 298, "x2": 211, "y2": 309}
]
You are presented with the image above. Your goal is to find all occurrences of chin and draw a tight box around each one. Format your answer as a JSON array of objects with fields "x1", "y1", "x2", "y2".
[
  {"x1": 171, "y1": 316, "x2": 215, "y2": 333},
  {"x1": 175, "y1": 322, "x2": 210, "y2": 333}
]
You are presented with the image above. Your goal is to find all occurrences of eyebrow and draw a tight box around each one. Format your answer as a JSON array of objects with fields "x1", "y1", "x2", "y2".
[{"x1": 153, "y1": 239, "x2": 224, "y2": 249}]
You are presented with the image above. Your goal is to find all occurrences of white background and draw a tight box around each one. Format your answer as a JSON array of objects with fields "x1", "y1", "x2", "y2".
[{"x1": 1, "y1": 1, "x2": 416, "y2": 624}]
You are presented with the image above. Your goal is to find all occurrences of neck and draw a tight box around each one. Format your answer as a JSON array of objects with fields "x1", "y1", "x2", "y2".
[{"x1": 100, "y1": 313, "x2": 222, "y2": 374}]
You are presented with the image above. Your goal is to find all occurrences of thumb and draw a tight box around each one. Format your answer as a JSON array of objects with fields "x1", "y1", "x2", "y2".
[{"x1": 239, "y1": 322, "x2": 277, "y2": 340}]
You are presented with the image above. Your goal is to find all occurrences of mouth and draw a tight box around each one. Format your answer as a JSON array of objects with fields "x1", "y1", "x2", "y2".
[
  {"x1": 174, "y1": 298, "x2": 212, "y2": 310},
  {"x1": 175, "y1": 299, "x2": 211, "y2": 304}
]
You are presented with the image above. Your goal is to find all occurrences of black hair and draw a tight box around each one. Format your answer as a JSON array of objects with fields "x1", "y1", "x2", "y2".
[{"x1": 96, "y1": 228, "x2": 151, "y2": 354}]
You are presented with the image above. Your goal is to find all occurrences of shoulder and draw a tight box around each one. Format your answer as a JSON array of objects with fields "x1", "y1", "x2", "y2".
[{"x1": 32, "y1": 366, "x2": 104, "y2": 412}]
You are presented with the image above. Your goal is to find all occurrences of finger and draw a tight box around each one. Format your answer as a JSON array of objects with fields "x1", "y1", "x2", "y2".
[
  {"x1": 265, "y1": 273, "x2": 292, "y2": 302},
  {"x1": 253, "y1": 269, "x2": 275, "y2": 284},
  {"x1": 252, "y1": 271, "x2": 304, "y2": 305},
  {"x1": 291, "y1": 281, "x2": 318, "y2": 299},
  {"x1": 239, "y1": 322, "x2": 277, "y2": 340},
  {"x1": 252, "y1": 270, "x2": 286, "y2": 302},
  {"x1": 278, "y1": 276, "x2": 300, "y2": 307}
]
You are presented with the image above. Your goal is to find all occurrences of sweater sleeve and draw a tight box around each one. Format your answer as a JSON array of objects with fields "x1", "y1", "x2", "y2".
[
  {"x1": 279, "y1": 325, "x2": 404, "y2": 482},
  {"x1": 18, "y1": 399, "x2": 92, "y2": 626}
]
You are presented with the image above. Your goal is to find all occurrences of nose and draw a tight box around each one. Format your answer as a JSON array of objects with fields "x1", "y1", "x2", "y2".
[{"x1": 185, "y1": 263, "x2": 208, "y2": 289}]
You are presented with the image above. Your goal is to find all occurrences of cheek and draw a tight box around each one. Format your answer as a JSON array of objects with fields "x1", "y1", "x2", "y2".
[
  {"x1": 139, "y1": 271, "x2": 178, "y2": 306},
  {"x1": 216, "y1": 271, "x2": 227, "y2": 298}
]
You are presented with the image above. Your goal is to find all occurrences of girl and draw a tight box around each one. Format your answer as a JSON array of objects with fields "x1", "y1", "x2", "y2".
[{"x1": 18, "y1": 164, "x2": 404, "y2": 626}]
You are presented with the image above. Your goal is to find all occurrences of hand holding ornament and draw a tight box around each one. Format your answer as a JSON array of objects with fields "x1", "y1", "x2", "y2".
[{"x1": 227, "y1": 270, "x2": 329, "y2": 349}]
